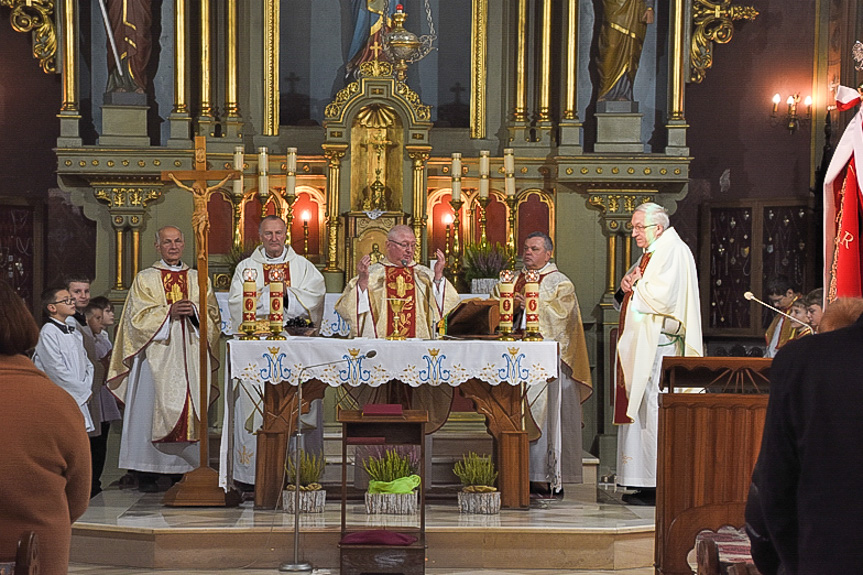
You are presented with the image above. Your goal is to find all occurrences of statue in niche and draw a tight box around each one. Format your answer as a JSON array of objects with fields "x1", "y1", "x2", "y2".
[
  {"x1": 351, "y1": 104, "x2": 401, "y2": 213},
  {"x1": 596, "y1": 0, "x2": 655, "y2": 102},
  {"x1": 362, "y1": 128, "x2": 393, "y2": 211},
  {"x1": 105, "y1": 0, "x2": 153, "y2": 94}
]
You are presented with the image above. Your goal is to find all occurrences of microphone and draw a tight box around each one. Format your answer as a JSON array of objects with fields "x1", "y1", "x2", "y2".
[
  {"x1": 401, "y1": 259, "x2": 409, "y2": 267},
  {"x1": 300, "y1": 349, "x2": 378, "y2": 372},
  {"x1": 743, "y1": 291, "x2": 813, "y2": 334}
]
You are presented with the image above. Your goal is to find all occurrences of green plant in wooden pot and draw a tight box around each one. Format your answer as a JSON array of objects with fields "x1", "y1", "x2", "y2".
[
  {"x1": 453, "y1": 452, "x2": 501, "y2": 514},
  {"x1": 362, "y1": 448, "x2": 421, "y2": 515},
  {"x1": 282, "y1": 450, "x2": 326, "y2": 513}
]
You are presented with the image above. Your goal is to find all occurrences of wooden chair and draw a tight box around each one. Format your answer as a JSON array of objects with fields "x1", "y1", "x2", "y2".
[{"x1": 0, "y1": 531, "x2": 39, "y2": 575}]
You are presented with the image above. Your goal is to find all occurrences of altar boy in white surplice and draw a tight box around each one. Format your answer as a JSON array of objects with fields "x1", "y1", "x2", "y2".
[{"x1": 222, "y1": 215, "x2": 326, "y2": 488}]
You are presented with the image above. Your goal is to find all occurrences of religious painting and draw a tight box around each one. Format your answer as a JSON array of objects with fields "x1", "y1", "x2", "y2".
[{"x1": 278, "y1": 0, "x2": 471, "y2": 127}]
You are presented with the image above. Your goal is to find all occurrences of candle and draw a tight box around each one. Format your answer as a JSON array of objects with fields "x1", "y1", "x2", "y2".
[
  {"x1": 771, "y1": 93, "x2": 780, "y2": 115},
  {"x1": 504, "y1": 148, "x2": 514, "y2": 173},
  {"x1": 524, "y1": 270, "x2": 540, "y2": 333},
  {"x1": 269, "y1": 280, "x2": 284, "y2": 326},
  {"x1": 241, "y1": 268, "x2": 258, "y2": 331},
  {"x1": 286, "y1": 147, "x2": 297, "y2": 173},
  {"x1": 286, "y1": 173, "x2": 296, "y2": 198},
  {"x1": 451, "y1": 152, "x2": 462, "y2": 202},
  {"x1": 479, "y1": 150, "x2": 490, "y2": 176},
  {"x1": 233, "y1": 145, "x2": 244, "y2": 197},
  {"x1": 258, "y1": 146, "x2": 269, "y2": 196},
  {"x1": 498, "y1": 270, "x2": 515, "y2": 333}
]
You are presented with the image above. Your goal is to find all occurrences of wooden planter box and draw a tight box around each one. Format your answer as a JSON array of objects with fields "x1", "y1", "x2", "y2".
[
  {"x1": 364, "y1": 491, "x2": 418, "y2": 515},
  {"x1": 282, "y1": 489, "x2": 326, "y2": 514},
  {"x1": 457, "y1": 490, "x2": 501, "y2": 514}
]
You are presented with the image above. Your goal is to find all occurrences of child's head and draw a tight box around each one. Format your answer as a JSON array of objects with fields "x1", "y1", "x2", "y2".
[
  {"x1": 90, "y1": 296, "x2": 115, "y2": 327},
  {"x1": 42, "y1": 288, "x2": 76, "y2": 322},
  {"x1": 805, "y1": 288, "x2": 824, "y2": 331},
  {"x1": 790, "y1": 300, "x2": 808, "y2": 325},
  {"x1": 84, "y1": 303, "x2": 104, "y2": 334}
]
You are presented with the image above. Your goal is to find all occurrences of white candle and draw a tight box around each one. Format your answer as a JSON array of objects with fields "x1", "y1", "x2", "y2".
[
  {"x1": 286, "y1": 173, "x2": 296, "y2": 198},
  {"x1": 258, "y1": 146, "x2": 269, "y2": 195},
  {"x1": 479, "y1": 150, "x2": 490, "y2": 176},
  {"x1": 233, "y1": 145, "x2": 244, "y2": 197},
  {"x1": 286, "y1": 147, "x2": 297, "y2": 173},
  {"x1": 505, "y1": 173, "x2": 515, "y2": 197},
  {"x1": 451, "y1": 152, "x2": 462, "y2": 202},
  {"x1": 504, "y1": 148, "x2": 514, "y2": 173}
]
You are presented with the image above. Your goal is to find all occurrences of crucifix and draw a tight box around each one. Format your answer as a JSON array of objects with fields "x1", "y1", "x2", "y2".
[{"x1": 160, "y1": 135, "x2": 241, "y2": 507}]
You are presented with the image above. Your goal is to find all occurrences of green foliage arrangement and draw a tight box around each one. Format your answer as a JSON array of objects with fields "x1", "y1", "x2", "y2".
[
  {"x1": 285, "y1": 450, "x2": 326, "y2": 490},
  {"x1": 462, "y1": 242, "x2": 512, "y2": 281},
  {"x1": 453, "y1": 452, "x2": 498, "y2": 489},
  {"x1": 363, "y1": 449, "x2": 417, "y2": 483}
]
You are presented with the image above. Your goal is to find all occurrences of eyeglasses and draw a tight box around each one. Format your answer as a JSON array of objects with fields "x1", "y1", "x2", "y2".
[
  {"x1": 632, "y1": 224, "x2": 658, "y2": 233},
  {"x1": 52, "y1": 298, "x2": 74, "y2": 305},
  {"x1": 387, "y1": 239, "x2": 417, "y2": 250}
]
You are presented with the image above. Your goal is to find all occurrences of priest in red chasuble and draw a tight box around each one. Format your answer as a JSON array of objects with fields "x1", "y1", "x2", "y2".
[
  {"x1": 614, "y1": 203, "x2": 702, "y2": 505},
  {"x1": 492, "y1": 232, "x2": 592, "y2": 495},
  {"x1": 107, "y1": 226, "x2": 221, "y2": 487},
  {"x1": 335, "y1": 224, "x2": 459, "y2": 427}
]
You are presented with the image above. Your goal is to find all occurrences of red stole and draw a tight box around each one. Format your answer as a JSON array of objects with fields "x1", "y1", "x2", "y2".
[
  {"x1": 614, "y1": 252, "x2": 653, "y2": 425},
  {"x1": 385, "y1": 266, "x2": 417, "y2": 338},
  {"x1": 830, "y1": 157, "x2": 863, "y2": 300},
  {"x1": 157, "y1": 268, "x2": 195, "y2": 443},
  {"x1": 262, "y1": 263, "x2": 292, "y2": 287}
]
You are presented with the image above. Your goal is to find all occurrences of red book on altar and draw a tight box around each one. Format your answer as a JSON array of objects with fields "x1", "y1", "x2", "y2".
[{"x1": 362, "y1": 404, "x2": 404, "y2": 416}]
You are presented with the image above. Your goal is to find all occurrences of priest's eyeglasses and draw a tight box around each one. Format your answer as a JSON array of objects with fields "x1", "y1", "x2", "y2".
[
  {"x1": 632, "y1": 224, "x2": 658, "y2": 233},
  {"x1": 388, "y1": 239, "x2": 417, "y2": 250}
]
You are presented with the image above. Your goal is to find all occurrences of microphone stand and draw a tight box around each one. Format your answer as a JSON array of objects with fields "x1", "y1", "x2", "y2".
[{"x1": 279, "y1": 350, "x2": 377, "y2": 574}]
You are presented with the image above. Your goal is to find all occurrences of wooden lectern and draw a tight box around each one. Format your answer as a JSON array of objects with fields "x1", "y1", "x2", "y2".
[{"x1": 655, "y1": 356, "x2": 771, "y2": 575}]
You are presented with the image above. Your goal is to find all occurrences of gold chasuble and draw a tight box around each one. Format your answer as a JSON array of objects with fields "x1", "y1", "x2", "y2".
[
  {"x1": 108, "y1": 261, "x2": 221, "y2": 443},
  {"x1": 334, "y1": 259, "x2": 460, "y2": 430}
]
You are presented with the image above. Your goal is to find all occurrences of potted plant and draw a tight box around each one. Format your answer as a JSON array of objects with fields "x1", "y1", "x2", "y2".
[
  {"x1": 362, "y1": 447, "x2": 421, "y2": 515},
  {"x1": 463, "y1": 242, "x2": 512, "y2": 294},
  {"x1": 282, "y1": 450, "x2": 327, "y2": 513},
  {"x1": 453, "y1": 452, "x2": 500, "y2": 514}
]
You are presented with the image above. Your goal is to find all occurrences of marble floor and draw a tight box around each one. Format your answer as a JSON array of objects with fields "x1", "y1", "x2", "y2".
[{"x1": 70, "y1": 482, "x2": 657, "y2": 573}]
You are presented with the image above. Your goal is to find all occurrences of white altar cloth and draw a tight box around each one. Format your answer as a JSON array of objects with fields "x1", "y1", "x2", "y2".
[{"x1": 226, "y1": 337, "x2": 558, "y2": 388}]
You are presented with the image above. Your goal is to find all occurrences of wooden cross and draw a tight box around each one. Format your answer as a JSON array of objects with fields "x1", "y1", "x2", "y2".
[{"x1": 160, "y1": 135, "x2": 240, "y2": 507}]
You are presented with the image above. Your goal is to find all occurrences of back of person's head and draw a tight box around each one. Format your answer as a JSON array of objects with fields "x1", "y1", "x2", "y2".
[
  {"x1": 766, "y1": 275, "x2": 798, "y2": 297},
  {"x1": 805, "y1": 287, "x2": 824, "y2": 307},
  {"x1": 819, "y1": 298, "x2": 863, "y2": 332},
  {"x1": 88, "y1": 296, "x2": 113, "y2": 313},
  {"x1": 41, "y1": 287, "x2": 66, "y2": 317},
  {"x1": 0, "y1": 280, "x2": 39, "y2": 355},
  {"x1": 84, "y1": 303, "x2": 102, "y2": 318}
]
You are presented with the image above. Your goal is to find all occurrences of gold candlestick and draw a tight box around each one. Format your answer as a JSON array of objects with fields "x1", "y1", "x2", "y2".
[
  {"x1": 449, "y1": 198, "x2": 464, "y2": 277},
  {"x1": 505, "y1": 195, "x2": 518, "y2": 267},
  {"x1": 477, "y1": 196, "x2": 490, "y2": 249},
  {"x1": 302, "y1": 211, "x2": 310, "y2": 255},
  {"x1": 284, "y1": 192, "x2": 297, "y2": 246}
]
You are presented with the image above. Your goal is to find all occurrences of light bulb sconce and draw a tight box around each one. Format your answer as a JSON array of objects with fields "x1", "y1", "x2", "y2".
[{"x1": 771, "y1": 93, "x2": 811, "y2": 133}]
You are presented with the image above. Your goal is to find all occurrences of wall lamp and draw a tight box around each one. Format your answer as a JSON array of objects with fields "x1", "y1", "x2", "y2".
[{"x1": 771, "y1": 93, "x2": 811, "y2": 133}]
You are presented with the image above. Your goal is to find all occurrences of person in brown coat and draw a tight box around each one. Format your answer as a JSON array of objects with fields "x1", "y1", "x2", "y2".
[{"x1": 0, "y1": 280, "x2": 91, "y2": 575}]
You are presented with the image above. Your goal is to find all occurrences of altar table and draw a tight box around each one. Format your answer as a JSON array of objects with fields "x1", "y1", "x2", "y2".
[{"x1": 226, "y1": 338, "x2": 559, "y2": 509}]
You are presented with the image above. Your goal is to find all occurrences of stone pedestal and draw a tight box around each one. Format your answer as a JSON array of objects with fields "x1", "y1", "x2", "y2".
[
  {"x1": 99, "y1": 92, "x2": 150, "y2": 147},
  {"x1": 595, "y1": 101, "x2": 644, "y2": 154},
  {"x1": 558, "y1": 120, "x2": 584, "y2": 155},
  {"x1": 168, "y1": 113, "x2": 192, "y2": 148}
]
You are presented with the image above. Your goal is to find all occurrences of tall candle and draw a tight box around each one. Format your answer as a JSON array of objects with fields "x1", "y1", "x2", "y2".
[
  {"x1": 498, "y1": 282, "x2": 514, "y2": 332},
  {"x1": 241, "y1": 268, "x2": 258, "y2": 331},
  {"x1": 479, "y1": 151, "x2": 490, "y2": 198},
  {"x1": 233, "y1": 145, "x2": 244, "y2": 197},
  {"x1": 258, "y1": 146, "x2": 269, "y2": 196},
  {"x1": 524, "y1": 271, "x2": 540, "y2": 332},
  {"x1": 504, "y1": 148, "x2": 514, "y2": 173},
  {"x1": 286, "y1": 147, "x2": 297, "y2": 173},
  {"x1": 451, "y1": 152, "x2": 462, "y2": 202},
  {"x1": 269, "y1": 281, "x2": 284, "y2": 326}
]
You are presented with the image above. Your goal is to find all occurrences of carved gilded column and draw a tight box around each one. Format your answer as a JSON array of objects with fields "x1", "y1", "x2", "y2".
[
  {"x1": 470, "y1": 0, "x2": 488, "y2": 139},
  {"x1": 114, "y1": 228, "x2": 125, "y2": 290},
  {"x1": 199, "y1": 0, "x2": 213, "y2": 118},
  {"x1": 60, "y1": 0, "x2": 77, "y2": 112},
  {"x1": 322, "y1": 146, "x2": 347, "y2": 272},
  {"x1": 513, "y1": 0, "x2": 528, "y2": 124},
  {"x1": 669, "y1": 0, "x2": 686, "y2": 122},
  {"x1": 225, "y1": 0, "x2": 240, "y2": 118},
  {"x1": 174, "y1": 0, "x2": 188, "y2": 114},
  {"x1": 263, "y1": 0, "x2": 279, "y2": 135},
  {"x1": 562, "y1": 0, "x2": 578, "y2": 121},
  {"x1": 407, "y1": 147, "x2": 431, "y2": 261},
  {"x1": 607, "y1": 234, "x2": 618, "y2": 295},
  {"x1": 132, "y1": 228, "x2": 141, "y2": 278},
  {"x1": 537, "y1": 0, "x2": 552, "y2": 123}
]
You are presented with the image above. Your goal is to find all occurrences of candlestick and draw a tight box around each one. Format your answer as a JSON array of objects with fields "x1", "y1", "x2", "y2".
[
  {"x1": 286, "y1": 147, "x2": 297, "y2": 173},
  {"x1": 477, "y1": 195, "x2": 490, "y2": 248},
  {"x1": 498, "y1": 270, "x2": 516, "y2": 341},
  {"x1": 233, "y1": 145, "x2": 244, "y2": 198},
  {"x1": 451, "y1": 153, "x2": 462, "y2": 202},
  {"x1": 240, "y1": 268, "x2": 258, "y2": 340},
  {"x1": 449, "y1": 198, "x2": 464, "y2": 278},
  {"x1": 258, "y1": 146, "x2": 269, "y2": 215},
  {"x1": 302, "y1": 211, "x2": 311, "y2": 255},
  {"x1": 479, "y1": 151, "x2": 490, "y2": 199},
  {"x1": 503, "y1": 148, "x2": 514, "y2": 173},
  {"x1": 523, "y1": 270, "x2": 543, "y2": 341},
  {"x1": 505, "y1": 195, "x2": 518, "y2": 264}
]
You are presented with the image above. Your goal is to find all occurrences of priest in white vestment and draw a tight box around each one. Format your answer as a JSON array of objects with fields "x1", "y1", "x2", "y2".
[
  {"x1": 221, "y1": 215, "x2": 326, "y2": 487},
  {"x1": 614, "y1": 203, "x2": 702, "y2": 504},
  {"x1": 107, "y1": 226, "x2": 221, "y2": 484},
  {"x1": 334, "y1": 224, "x2": 460, "y2": 429},
  {"x1": 492, "y1": 232, "x2": 592, "y2": 495}
]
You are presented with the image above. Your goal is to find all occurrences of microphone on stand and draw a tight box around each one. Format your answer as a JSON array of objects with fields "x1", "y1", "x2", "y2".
[
  {"x1": 743, "y1": 291, "x2": 813, "y2": 335},
  {"x1": 279, "y1": 348, "x2": 377, "y2": 574}
]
